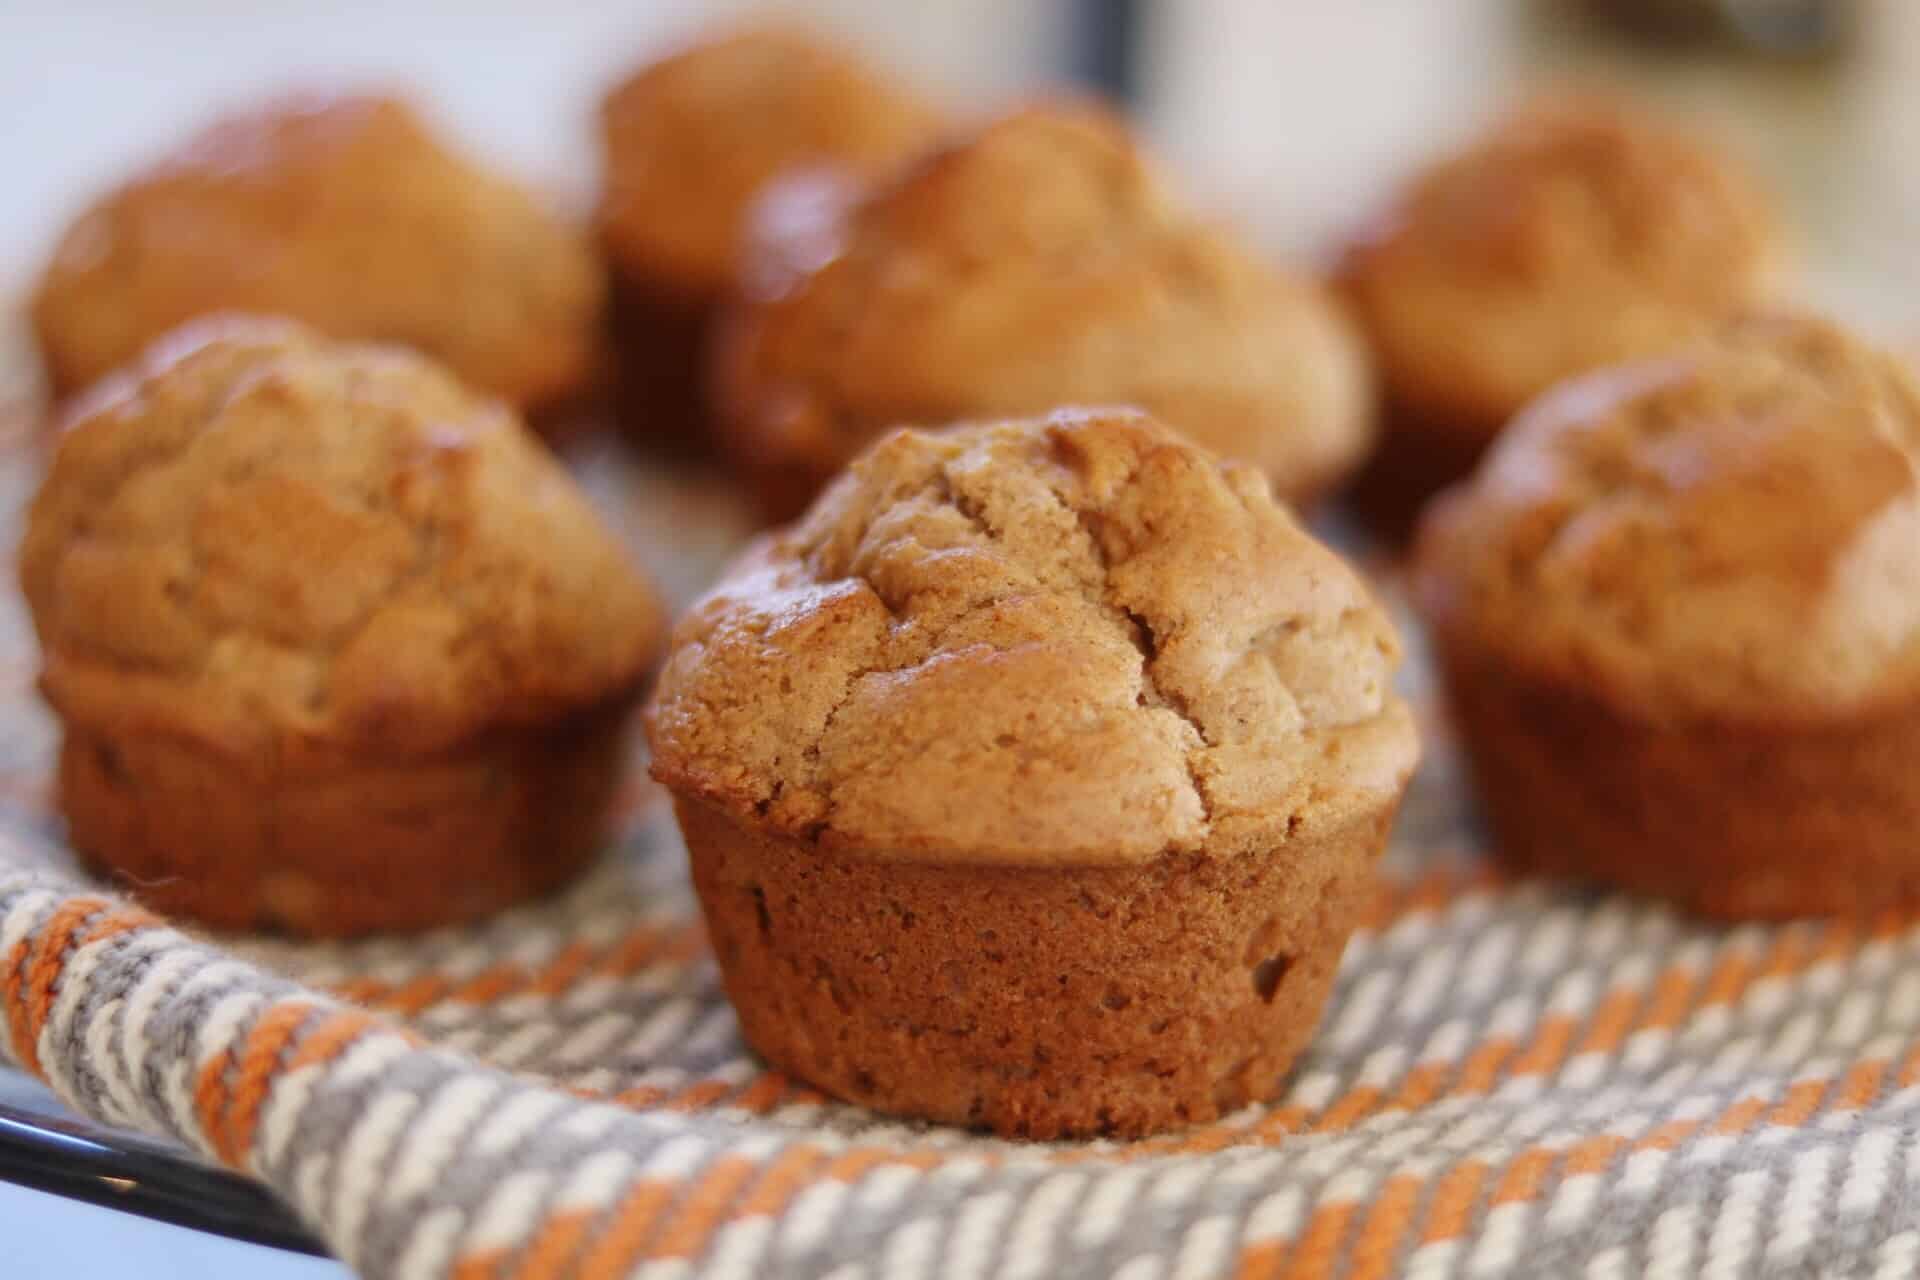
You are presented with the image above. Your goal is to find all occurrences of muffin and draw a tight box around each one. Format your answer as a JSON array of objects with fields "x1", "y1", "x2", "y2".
[
  {"x1": 596, "y1": 24, "x2": 944, "y2": 447},
  {"x1": 1341, "y1": 93, "x2": 1781, "y2": 537},
  {"x1": 715, "y1": 101, "x2": 1376, "y2": 522},
  {"x1": 21, "y1": 315, "x2": 665, "y2": 936},
  {"x1": 31, "y1": 92, "x2": 605, "y2": 426},
  {"x1": 647, "y1": 408, "x2": 1418, "y2": 1137},
  {"x1": 1414, "y1": 313, "x2": 1920, "y2": 920}
]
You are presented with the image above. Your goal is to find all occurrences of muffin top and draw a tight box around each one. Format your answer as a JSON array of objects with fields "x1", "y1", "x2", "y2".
[
  {"x1": 1414, "y1": 313, "x2": 1920, "y2": 724},
  {"x1": 596, "y1": 24, "x2": 944, "y2": 297},
  {"x1": 30, "y1": 92, "x2": 605, "y2": 411},
  {"x1": 22, "y1": 316, "x2": 665, "y2": 767},
  {"x1": 1342, "y1": 93, "x2": 1780, "y2": 439},
  {"x1": 648, "y1": 409, "x2": 1417, "y2": 864},
  {"x1": 717, "y1": 101, "x2": 1375, "y2": 504}
]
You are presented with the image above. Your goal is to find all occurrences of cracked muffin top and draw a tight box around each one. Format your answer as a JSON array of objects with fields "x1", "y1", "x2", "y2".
[
  {"x1": 21, "y1": 315, "x2": 665, "y2": 765},
  {"x1": 1341, "y1": 92, "x2": 1781, "y2": 439},
  {"x1": 1414, "y1": 312, "x2": 1920, "y2": 723},
  {"x1": 31, "y1": 92, "x2": 605, "y2": 412},
  {"x1": 646, "y1": 409, "x2": 1418, "y2": 863},
  {"x1": 596, "y1": 23, "x2": 944, "y2": 298},
  {"x1": 715, "y1": 101, "x2": 1376, "y2": 506}
]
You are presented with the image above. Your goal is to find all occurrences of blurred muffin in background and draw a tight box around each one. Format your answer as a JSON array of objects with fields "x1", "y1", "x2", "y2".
[
  {"x1": 716, "y1": 101, "x2": 1375, "y2": 522},
  {"x1": 596, "y1": 24, "x2": 944, "y2": 450},
  {"x1": 21, "y1": 315, "x2": 665, "y2": 936},
  {"x1": 30, "y1": 93, "x2": 605, "y2": 431},
  {"x1": 1340, "y1": 91, "x2": 1782, "y2": 538},
  {"x1": 1414, "y1": 311, "x2": 1920, "y2": 919}
]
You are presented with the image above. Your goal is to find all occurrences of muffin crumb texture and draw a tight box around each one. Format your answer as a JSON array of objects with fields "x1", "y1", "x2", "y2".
[{"x1": 652, "y1": 408, "x2": 1415, "y2": 862}]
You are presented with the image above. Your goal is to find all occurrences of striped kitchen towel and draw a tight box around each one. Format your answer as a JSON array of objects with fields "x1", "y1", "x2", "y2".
[
  {"x1": 6, "y1": 789, "x2": 1920, "y2": 1279},
  {"x1": 3, "y1": 387, "x2": 1920, "y2": 1278}
]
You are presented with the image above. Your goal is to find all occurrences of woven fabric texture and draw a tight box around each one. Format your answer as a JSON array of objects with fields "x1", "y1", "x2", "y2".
[{"x1": 2, "y1": 356, "x2": 1919, "y2": 1280}]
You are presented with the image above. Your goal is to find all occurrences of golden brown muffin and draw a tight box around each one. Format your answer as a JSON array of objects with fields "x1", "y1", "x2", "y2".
[
  {"x1": 31, "y1": 92, "x2": 605, "y2": 425},
  {"x1": 715, "y1": 101, "x2": 1376, "y2": 522},
  {"x1": 596, "y1": 24, "x2": 944, "y2": 448},
  {"x1": 21, "y1": 315, "x2": 665, "y2": 936},
  {"x1": 1342, "y1": 93, "x2": 1782, "y2": 538},
  {"x1": 1414, "y1": 312, "x2": 1920, "y2": 919},
  {"x1": 647, "y1": 408, "x2": 1418, "y2": 1137}
]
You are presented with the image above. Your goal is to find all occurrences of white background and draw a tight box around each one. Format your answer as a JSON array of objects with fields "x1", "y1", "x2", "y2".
[{"x1": 0, "y1": 0, "x2": 1075, "y2": 294}]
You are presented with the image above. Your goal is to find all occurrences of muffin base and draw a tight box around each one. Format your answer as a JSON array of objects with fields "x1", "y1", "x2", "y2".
[
  {"x1": 676, "y1": 797, "x2": 1393, "y2": 1139},
  {"x1": 1350, "y1": 409, "x2": 1495, "y2": 546},
  {"x1": 733, "y1": 451, "x2": 842, "y2": 528},
  {"x1": 1438, "y1": 645, "x2": 1920, "y2": 919},
  {"x1": 606, "y1": 273, "x2": 716, "y2": 454},
  {"x1": 60, "y1": 700, "x2": 634, "y2": 936},
  {"x1": 522, "y1": 375, "x2": 615, "y2": 453}
]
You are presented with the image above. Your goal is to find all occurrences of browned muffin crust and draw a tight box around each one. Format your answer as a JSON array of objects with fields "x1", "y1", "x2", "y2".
[
  {"x1": 715, "y1": 102, "x2": 1376, "y2": 521},
  {"x1": 649, "y1": 409, "x2": 1418, "y2": 1135},
  {"x1": 1415, "y1": 312, "x2": 1920, "y2": 918},
  {"x1": 31, "y1": 92, "x2": 605, "y2": 421},
  {"x1": 595, "y1": 24, "x2": 943, "y2": 446},
  {"x1": 1342, "y1": 92, "x2": 1781, "y2": 533},
  {"x1": 22, "y1": 316, "x2": 666, "y2": 935}
]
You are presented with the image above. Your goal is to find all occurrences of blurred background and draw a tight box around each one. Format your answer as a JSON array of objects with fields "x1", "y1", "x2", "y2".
[
  {"x1": 1, "y1": 0, "x2": 1915, "y2": 345},
  {"x1": 0, "y1": 6, "x2": 1909, "y2": 1272}
]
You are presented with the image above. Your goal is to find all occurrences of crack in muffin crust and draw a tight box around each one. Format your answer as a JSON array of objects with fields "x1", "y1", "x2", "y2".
[
  {"x1": 650, "y1": 408, "x2": 1419, "y2": 1136},
  {"x1": 649, "y1": 408, "x2": 1417, "y2": 863}
]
